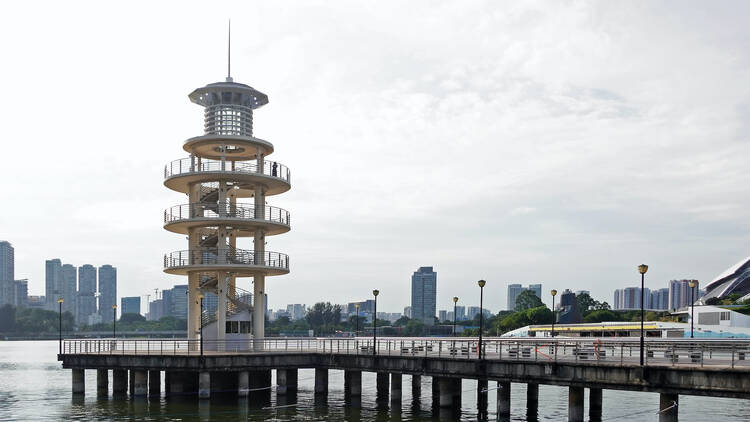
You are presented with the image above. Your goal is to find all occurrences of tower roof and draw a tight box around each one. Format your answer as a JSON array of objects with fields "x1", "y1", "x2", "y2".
[{"x1": 188, "y1": 80, "x2": 269, "y2": 109}]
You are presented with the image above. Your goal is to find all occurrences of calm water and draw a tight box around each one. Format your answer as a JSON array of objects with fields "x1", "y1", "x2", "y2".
[{"x1": 0, "y1": 341, "x2": 747, "y2": 421}]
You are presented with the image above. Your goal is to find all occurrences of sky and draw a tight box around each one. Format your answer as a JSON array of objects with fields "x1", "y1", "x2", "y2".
[{"x1": 0, "y1": 1, "x2": 748, "y2": 314}]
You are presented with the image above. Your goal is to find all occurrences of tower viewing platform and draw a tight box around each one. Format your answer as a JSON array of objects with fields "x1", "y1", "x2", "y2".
[{"x1": 163, "y1": 73, "x2": 291, "y2": 349}]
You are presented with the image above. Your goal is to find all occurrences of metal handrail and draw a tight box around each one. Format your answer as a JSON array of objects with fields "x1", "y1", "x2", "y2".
[
  {"x1": 164, "y1": 203, "x2": 290, "y2": 226},
  {"x1": 164, "y1": 157, "x2": 291, "y2": 183},
  {"x1": 163, "y1": 248, "x2": 289, "y2": 270},
  {"x1": 60, "y1": 337, "x2": 750, "y2": 369}
]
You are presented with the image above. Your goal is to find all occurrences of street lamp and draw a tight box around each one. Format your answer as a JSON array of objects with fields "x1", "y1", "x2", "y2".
[
  {"x1": 355, "y1": 303, "x2": 360, "y2": 336},
  {"x1": 58, "y1": 298, "x2": 64, "y2": 354},
  {"x1": 689, "y1": 280, "x2": 698, "y2": 339},
  {"x1": 372, "y1": 290, "x2": 379, "y2": 355},
  {"x1": 112, "y1": 304, "x2": 117, "y2": 339},
  {"x1": 550, "y1": 290, "x2": 558, "y2": 338},
  {"x1": 477, "y1": 280, "x2": 486, "y2": 360},
  {"x1": 198, "y1": 294, "x2": 204, "y2": 357},
  {"x1": 638, "y1": 264, "x2": 649, "y2": 366},
  {"x1": 452, "y1": 296, "x2": 459, "y2": 337}
]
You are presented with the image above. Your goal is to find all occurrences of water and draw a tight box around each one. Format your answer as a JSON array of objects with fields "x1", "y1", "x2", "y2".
[{"x1": 0, "y1": 341, "x2": 747, "y2": 421}]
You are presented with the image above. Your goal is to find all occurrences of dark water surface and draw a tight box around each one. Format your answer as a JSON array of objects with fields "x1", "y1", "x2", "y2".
[{"x1": 0, "y1": 341, "x2": 747, "y2": 421}]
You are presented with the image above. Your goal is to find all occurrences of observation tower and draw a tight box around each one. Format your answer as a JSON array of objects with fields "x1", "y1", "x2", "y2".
[{"x1": 163, "y1": 67, "x2": 290, "y2": 349}]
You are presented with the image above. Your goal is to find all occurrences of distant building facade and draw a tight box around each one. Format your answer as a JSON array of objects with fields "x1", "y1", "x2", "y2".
[
  {"x1": 77, "y1": 264, "x2": 97, "y2": 324},
  {"x1": 61, "y1": 264, "x2": 77, "y2": 315},
  {"x1": 557, "y1": 289, "x2": 583, "y2": 324},
  {"x1": 98, "y1": 265, "x2": 117, "y2": 317},
  {"x1": 0, "y1": 241, "x2": 14, "y2": 305},
  {"x1": 411, "y1": 266, "x2": 437, "y2": 325},
  {"x1": 121, "y1": 297, "x2": 141, "y2": 315},
  {"x1": 45, "y1": 259, "x2": 62, "y2": 309},
  {"x1": 651, "y1": 288, "x2": 669, "y2": 311},
  {"x1": 669, "y1": 279, "x2": 699, "y2": 311},
  {"x1": 507, "y1": 283, "x2": 543, "y2": 311},
  {"x1": 613, "y1": 287, "x2": 651, "y2": 310},
  {"x1": 438, "y1": 310, "x2": 447, "y2": 322}
]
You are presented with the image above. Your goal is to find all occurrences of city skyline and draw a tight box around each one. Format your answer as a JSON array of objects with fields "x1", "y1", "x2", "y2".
[{"x1": 1, "y1": 3, "x2": 749, "y2": 313}]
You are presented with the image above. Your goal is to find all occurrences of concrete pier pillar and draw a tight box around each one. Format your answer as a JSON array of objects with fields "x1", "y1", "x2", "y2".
[
  {"x1": 477, "y1": 379, "x2": 488, "y2": 415},
  {"x1": 391, "y1": 373, "x2": 402, "y2": 403},
  {"x1": 276, "y1": 368, "x2": 298, "y2": 395},
  {"x1": 376, "y1": 372, "x2": 389, "y2": 400},
  {"x1": 167, "y1": 372, "x2": 184, "y2": 394},
  {"x1": 149, "y1": 370, "x2": 160, "y2": 397},
  {"x1": 97, "y1": 369, "x2": 108, "y2": 396},
  {"x1": 129, "y1": 370, "x2": 135, "y2": 396},
  {"x1": 72, "y1": 369, "x2": 85, "y2": 394},
  {"x1": 164, "y1": 372, "x2": 171, "y2": 395},
  {"x1": 314, "y1": 368, "x2": 328, "y2": 395},
  {"x1": 199, "y1": 371, "x2": 210, "y2": 399},
  {"x1": 238, "y1": 371, "x2": 249, "y2": 397},
  {"x1": 527, "y1": 382, "x2": 539, "y2": 408},
  {"x1": 133, "y1": 370, "x2": 148, "y2": 397},
  {"x1": 412, "y1": 375, "x2": 421, "y2": 399},
  {"x1": 113, "y1": 370, "x2": 127, "y2": 395},
  {"x1": 589, "y1": 388, "x2": 602, "y2": 421},
  {"x1": 344, "y1": 370, "x2": 362, "y2": 397},
  {"x1": 437, "y1": 378, "x2": 461, "y2": 408},
  {"x1": 497, "y1": 381, "x2": 511, "y2": 416},
  {"x1": 659, "y1": 393, "x2": 679, "y2": 422},
  {"x1": 431, "y1": 377, "x2": 440, "y2": 406},
  {"x1": 568, "y1": 386, "x2": 585, "y2": 422}
]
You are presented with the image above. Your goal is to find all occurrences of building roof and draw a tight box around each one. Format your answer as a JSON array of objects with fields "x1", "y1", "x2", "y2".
[{"x1": 700, "y1": 256, "x2": 750, "y2": 302}]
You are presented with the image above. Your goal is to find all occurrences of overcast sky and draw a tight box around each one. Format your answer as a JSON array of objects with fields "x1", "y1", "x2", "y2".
[{"x1": 1, "y1": 1, "x2": 748, "y2": 313}]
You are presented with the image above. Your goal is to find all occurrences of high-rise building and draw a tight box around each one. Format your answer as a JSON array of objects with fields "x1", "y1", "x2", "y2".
[
  {"x1": 45, "y1": 259, "x2": 62, "y2": 310},
  {"x1": 171, "y1": 285, "x2": 188, "y2": 319},
  {"x1": 507, "y1": 283, "x2": 543, "y2": 311},
  {"x1": 77, "y1": 265, "x2": 97, "y2": 324},
  {"x1": 669, "y1": 279, "x2": 699, "y2": 311},
  {"x1": 286, "y1": 304, "x2": 306, "y2": 320},
  {"x1": 651, "y1": 288, "x2": 669, "y2": 311},
  {"x1": 403, "y1": 306, "x2": 412, "y2": 318},
  {"x1": 411, "y1": 266, "x2": 437, "y2": 326},
  {"x1": 0, "y1": 242, "x2": 13, "y2": 305},
  {"x1": 455, "y1": 305, "x2": 466, "y2": 321},
  {"x1": 148, "y1": 299, "x2": 164, "y2": 321},
  {"x1": 121, "y1": 297, "x2": 141, "y2": 315},
  {"x1": 613, "y1": 287, "x2": 651, "y2": 310},
  {"x1": 12, "y1": 279, "x2": 28, "y2": 307},
  {"x1": 61, "y1": 264, "x2": 77, "y2": 315},
  {"x1": 467, "y1": 306, "x2": 481, "y2": 320},
  {"x1": 98, "y1": 265, "x2": 117, "y2": 317},
  {"x1": 438, "y1": 310, "x2": 447, "y2": 322},
  {"x1": 162, "y1": 288, "x2": 174, "y2": 317}
]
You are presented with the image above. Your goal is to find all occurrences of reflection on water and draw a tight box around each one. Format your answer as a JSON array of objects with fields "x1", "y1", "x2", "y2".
[{"x1": 0, "y1": 341, "x2": 749, "y2": 421}]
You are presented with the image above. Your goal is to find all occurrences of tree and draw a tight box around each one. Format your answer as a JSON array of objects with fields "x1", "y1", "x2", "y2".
[
  {"x1": 120, "y1": 313, "x2": 146, "y2": 324},
  {"x1": 576, "y1": 293, "x2": 596, "y2": 315},
  {"x1": 305, "y1": 302, "x2": 342, "y2": 335},
  {"x1": 515, "y1": 290, "x2": 544, "y2": 312},
  {"x1": 583, "y1": 310, "x2": 622, "y2": 323},
  {"x1": 404, "y1": 319, "x2": 424, "y2": 336},
  {"x1": 706, "y1": 297, "x2": 721, "y2": 305},
  {"x1": 393, "y1": 316, "x2": 410, "y2": 327},
  {"x1": 0, "y1": 304, "x2": 16, "y2": 332}
]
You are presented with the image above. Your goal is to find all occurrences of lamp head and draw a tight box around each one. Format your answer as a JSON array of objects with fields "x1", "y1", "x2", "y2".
[
  {"x1": 477, "y1": 279, "x2": 486, "y2": 288},
  {"x1": 453, "y1": 296, "x2": 459, "y2": 303},
  {"x1": 112, "y1": 304, "x2": 117, "y2": 310},
  {"x1": 57, "y1": 298, "x2": 64, "y2": 304},
  {"x1": 355, "y1": 303, "x2": 360, "y2": 309},
  {"x1": 688, "y1": 280, "x2": 698, "y2": 288},
  {"x1": 372, "y1": 289, "x2": 379, "y2": 297},
  {"x1": 198, "y1": 294, "x2": 204, "y2": 300},
  {"x1": 551, "y1": 289, "x2": 557, "y2": 297},
  {"x1": 638, "y1": 264, "x2": 649, "y2": 274}
]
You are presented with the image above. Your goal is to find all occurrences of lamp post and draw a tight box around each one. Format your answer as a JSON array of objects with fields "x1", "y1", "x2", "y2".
[
  {"x1": 689, "y1": 280, "x2": 698, "y2": 339},
  {"x1": 355, "y1": 303, "x2": 360, "y2": 336},
  {"x1": 112, "y1": 304, "x2": 117, "y2": 339},
  {"x1": 477, "y1": 280, "x2": 486, "y2": 360},
  {"x1": 372, "y1": 290, "x2": 379, "y2": 355},
  {"x1": 199, "y1": 294, "x2": 204, "y2": 357},
  {"x1": 550, "y1": 290, "x2": 558, "y2": 338},
  {"x1": 638, "y1": 264, "x2": 649, "y2": 366},
  {"x1": 58, "y1": 298, "x2": 64, "y2": 354},
  {"x1": 452, "y1": 296, "x2": 459, "y2": 337}
]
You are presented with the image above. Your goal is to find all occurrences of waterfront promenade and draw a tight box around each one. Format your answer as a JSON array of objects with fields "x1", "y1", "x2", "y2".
[{"x1": 59, "y1": 337, "x2": 750, "y2": 421}]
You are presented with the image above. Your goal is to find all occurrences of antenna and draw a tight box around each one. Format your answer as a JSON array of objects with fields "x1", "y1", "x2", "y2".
[{"x1": 227, "y1": 19, "x2": 232, "y2": 82}]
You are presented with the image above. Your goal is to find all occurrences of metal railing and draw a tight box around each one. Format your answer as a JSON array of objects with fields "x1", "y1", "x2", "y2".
[
  {"x1": 164, "y1": 203, "x2": 290, "y2": 226},
  {"x1": 163, "y1": 249, "x2": 289, "y2": 270},
  {"x1": 164, "y1": 157, "x2": 290, "y2": 183},
  {"x1": 60, "y1": 337, "x2": 750, "y2": 369}
]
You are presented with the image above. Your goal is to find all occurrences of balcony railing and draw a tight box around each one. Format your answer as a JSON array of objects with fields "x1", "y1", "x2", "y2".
[
  {"x1": 164, "y1": 203, "x2": 290, "y2": 226},
  {"x1": 164, "y1": 157, "x2": 290, "y2": 183},
  {"x1": 164, "y1": 248, "x2": 289, "y2": 270}
]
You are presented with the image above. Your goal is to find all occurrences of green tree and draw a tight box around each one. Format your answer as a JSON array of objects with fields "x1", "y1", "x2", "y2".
[
  {"x1": 404, "y1": 319, "x2": 424, "y2": 336},
  {"x1": 393, "y1": 316, "x2": 410, "y2": 327},
  {"x1": 0, "y1": 304, "x2": 16, "y2": 332},
  {"x1": 120, "y1": 313, "x2": 146, "y2": 324},
  {"x1": 515, "y1": 290, "x2": 544, "y2": 311},
  {"x1": 305, "y1": 302, "x2": 341, "y2": 335},
  {"x1": 583, "y1": 309, "x2": 622, "y2": 323}
]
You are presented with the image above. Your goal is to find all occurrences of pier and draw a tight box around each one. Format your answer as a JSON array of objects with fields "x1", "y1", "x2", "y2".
[{"x1": 59, "y1": 336, "x2": 750, "y2": 421}]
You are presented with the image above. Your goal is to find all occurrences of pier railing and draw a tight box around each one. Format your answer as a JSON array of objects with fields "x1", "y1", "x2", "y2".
[{"x1": 59, "y1": 337, "x2": 750, "y2": 369}]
